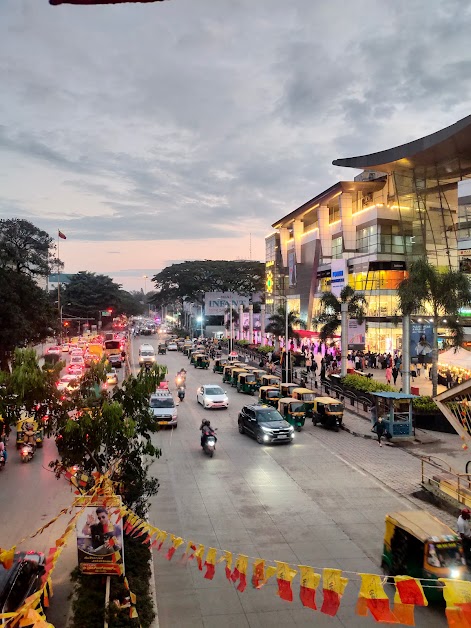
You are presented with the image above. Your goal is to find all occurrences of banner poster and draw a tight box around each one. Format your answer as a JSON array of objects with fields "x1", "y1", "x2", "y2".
[
  {"x1": 347, "y1": 319, "x2": 366, "y2": 350},
  {"x1": 288, "y1": 250, "x2": 297, "y2": 286},
  {"x1": 204, "y1": 292, "x2": 251, "y2": 316},
  {"x1": 410, "y1": 322, "x2": 433, "y2": 365},
  {"x1": 76, "y1": 496, "x2": 123, "y2": 575},
  {"x1": 330, "y1": 260, "x2": 347, "y2": 297}
]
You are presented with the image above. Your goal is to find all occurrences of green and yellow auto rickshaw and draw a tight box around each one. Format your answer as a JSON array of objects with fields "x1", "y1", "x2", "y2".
[
  {"x1": 190, "y1": 351, "x2": 202, "y2": 365},
  {"x1": 261, "y1": 374, "x2": 281, "y2": 388},
  {"x1": 277, "y1": 398, "x2": 306, "y2": 431},
  {"x1": 213, "y1": 358, "x2": 227, "y2": 374},
  {"x1": 251, "y1": 369, "x2": 266, "y2": 389},
  {"x1": 280, "y1": 383, "x2": 298, "y2": 399},
  {"x1": 230, "y1": 368, "x2": 247, "y2": 387},
  {"x1": 292, "y1": 388, "x2": 317, "y2": 418},
  {"x1": 194, "y1": 354, "x2": 210, "y2": 369},
  {"x1": 311, "y1": 396, "x2": 344, "y2": 432},
  {"x1": 382, "y1": 511, "x2": 466, "y2": 603},
  {"x1": 237, "y1": 372, "x2": 257, "y2": 395},
  {"x1": 222, "y1": 364, "x2": 234, "y2": 384},
  {"x1": 258, "y1": 386, "x2": 281, "y2": 408},
  {"x1": 16, "y1": 417, "x2": 44, "y2": 449}
]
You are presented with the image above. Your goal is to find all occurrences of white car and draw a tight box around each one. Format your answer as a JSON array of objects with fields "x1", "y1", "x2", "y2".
[
  {"x1": 167, "y1": 342, "x2": 178, "y2": 351},
  {"x1": 57, "y1": 375, "x2": 80, "y2": 392},
  {"x1": 197, "y1": 385, "x2": 229, "y2": 409},
  {"x1": 61, "y1": 343, "x2": 70, "y2": 353},
  {"x1": 106, "y1": 369, "x2": 118, "y2": 385},
  {"x1": 47, "y1": 346, "x2": 62, "y2": 356}
]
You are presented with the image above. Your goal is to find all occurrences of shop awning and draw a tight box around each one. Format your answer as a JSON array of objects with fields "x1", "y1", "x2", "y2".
[
  {"x1": 295, "y1": 330, "x2": 340, "y2": 339},
  {"x1": 438, "y1": 348, "x2": 471, "y2": 369}
]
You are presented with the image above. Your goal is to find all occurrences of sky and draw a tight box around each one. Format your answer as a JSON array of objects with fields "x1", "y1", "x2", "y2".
[{"x1": 1, "y1": 0, "x2": 471, "y2": 291}]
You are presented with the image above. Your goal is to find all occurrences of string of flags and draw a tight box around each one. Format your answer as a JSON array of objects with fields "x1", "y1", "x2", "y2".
[{"x1": 2, "y1": 470, "x2": 471, "y2": 627}]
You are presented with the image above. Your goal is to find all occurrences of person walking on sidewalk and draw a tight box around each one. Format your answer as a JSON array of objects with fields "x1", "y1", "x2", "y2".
[
  {"x1": 392, "y1": 365, "x2": 399, "y2": 386},
  {"x1": 457, "y1": 509, "x2": 471, "y2": 566},
  {"x1": 385, "y1": 365, "x2": 392, "y2": 385},
  {"x1": 372, "y1": 417, "x2": 387, "y2": 447}
]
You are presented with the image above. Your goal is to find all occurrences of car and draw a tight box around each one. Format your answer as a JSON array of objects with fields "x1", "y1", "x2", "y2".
[
  {"x1": 106, "y1": 369, "x2": 118, "y2": 386},
  {"x1": 149, "y1": 392, "x2": 178, "y2": 428},
  {"x1": 61, "y1": 343, "x2": 70, "y2": 353},
  {"x1": 238, "y1": 404, "x2": 295, "y2": 444},
  {"x1": 197, "y1": 385, "x2": 229, "y2": 409},
  {"x1": 167, "y1": 342, "x2": 178, "y2": 351},
  {"x1": 0, "y1": 551, "x2": 45, "y2": 619},
  {"x1": 67, "y1": 363, "x2": 84, "y2": 376},
  {"x1": 70, "y1": 349, "x2": 84, "y2": 357},
  {"x1": 47, "y1": 346, "x2": 62, "y2": 355},
  {"x1": 57, "y1": 375, "x2": 80, "y2": 392},
  {"x1": 70, "y1": 355, "x2": 85, "y2": 366},
  {"x1": 108, "y1": 354, "x2": 123, "y2": 369}
]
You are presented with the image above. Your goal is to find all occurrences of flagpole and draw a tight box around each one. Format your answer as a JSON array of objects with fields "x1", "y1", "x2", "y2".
[{"x1": 57, "y1": 232, "x2": 61, "y2": 342}]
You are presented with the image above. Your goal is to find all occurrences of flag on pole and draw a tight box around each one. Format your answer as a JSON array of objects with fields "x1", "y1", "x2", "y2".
[{"x1": 58, "y1": 230, "x2": 67, "y2": 240}]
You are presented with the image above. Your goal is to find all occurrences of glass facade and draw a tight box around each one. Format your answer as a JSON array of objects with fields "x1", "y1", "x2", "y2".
[{"x1": 331, "y1": 236, "x2": 343, "y2": 258}]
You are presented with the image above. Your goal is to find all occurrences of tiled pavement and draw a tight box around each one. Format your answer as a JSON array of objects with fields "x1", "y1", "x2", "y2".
[{"x1": 136, "y1": 342, "x2": 451, "y2": 627}]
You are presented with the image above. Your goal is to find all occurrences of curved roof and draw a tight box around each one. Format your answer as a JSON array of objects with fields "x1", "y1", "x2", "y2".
[{"x1": 333, "y1": 115, "x2": 471, "y2": 180}]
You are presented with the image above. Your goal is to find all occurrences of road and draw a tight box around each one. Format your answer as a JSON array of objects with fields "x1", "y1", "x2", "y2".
[{"x1": 130, "y1": 337, "x2": 448, "y2": 628}]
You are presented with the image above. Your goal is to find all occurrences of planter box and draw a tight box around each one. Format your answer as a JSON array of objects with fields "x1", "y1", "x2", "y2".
[{"x1": 413, "y1": 411, "x2": 457, "y2": 434}]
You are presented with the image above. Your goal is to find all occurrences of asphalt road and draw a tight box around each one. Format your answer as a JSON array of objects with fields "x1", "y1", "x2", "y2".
[{"x1": 130, "y1": 337, "x2": 448, "y2": 628}]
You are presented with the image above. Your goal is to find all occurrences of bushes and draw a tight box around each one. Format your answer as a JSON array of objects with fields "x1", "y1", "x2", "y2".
[
  {"x1": 412, "y1": 396, "x2": 439, "y2": 413},
  {"x1": 341, "y1": 374, "x2": 397, "y2": 394}
]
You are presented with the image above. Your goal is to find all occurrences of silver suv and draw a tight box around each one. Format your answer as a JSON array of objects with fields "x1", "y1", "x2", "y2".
[{"x1": 149, "y1": 392, "x2": 178, "y2": 428}]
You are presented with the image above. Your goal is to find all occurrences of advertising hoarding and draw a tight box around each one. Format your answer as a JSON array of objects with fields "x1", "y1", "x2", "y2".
[
  {"x1": 347, "y1": 319, "x2": 366, "y2": 350},
  {"x1": 410, "y1": 322, "x2": 433, "y2": 365},
  {"x1": 288, "y1": 250, "x2": 297, "y2": 286},
  {"x1": 76, "y1": 496, "x2": 123, "y2": 575},
  {"x1": 330, "y1": 259, "x2": 347, "y2": 297},
  {"x1": 204, "y1": 292, "x2": 251, "y2": 316}
]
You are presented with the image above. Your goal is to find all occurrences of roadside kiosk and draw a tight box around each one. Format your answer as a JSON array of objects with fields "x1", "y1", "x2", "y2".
[{"x1": 372, "y1": 392, "x2": 416, "y2": 439}]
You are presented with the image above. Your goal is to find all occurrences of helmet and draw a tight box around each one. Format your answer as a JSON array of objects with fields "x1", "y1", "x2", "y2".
[{"x1": 203, "y1": 419, "x2": 210, "y2": 427}]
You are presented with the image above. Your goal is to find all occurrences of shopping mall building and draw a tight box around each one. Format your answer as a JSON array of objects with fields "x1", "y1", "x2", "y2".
[{"x1": 265, "y1": 115, "x2": 471, "y2": 353}]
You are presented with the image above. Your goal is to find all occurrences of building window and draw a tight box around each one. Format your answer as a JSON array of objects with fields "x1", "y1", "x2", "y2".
[
  {"x1": 356, "y1": 225, "x2": 378, "y2": 253},
  {"x1": 331, "y1": 236, "x2": 343, "y2": 259},
  {"x1": 329, "y1": 205, "x2": 340, "y2": 224}
]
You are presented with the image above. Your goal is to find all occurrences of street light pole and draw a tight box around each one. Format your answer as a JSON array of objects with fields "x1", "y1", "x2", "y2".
[
  {"x1": 229, "y1": 306, "x2": 233, "y2": 353},
  {"x1": 285, "y1": 299, "x2": 289, "y2": 384},
  {"x1": 200, "y1": 304, "x2": 203, "y2": 338}
]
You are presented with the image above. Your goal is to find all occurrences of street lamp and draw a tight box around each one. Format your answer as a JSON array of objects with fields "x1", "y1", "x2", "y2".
[{"x1": 280, "y1": 296, "x2": 290, "y2": 384}]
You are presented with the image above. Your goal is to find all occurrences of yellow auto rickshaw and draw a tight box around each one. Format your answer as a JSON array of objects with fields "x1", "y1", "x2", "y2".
[
  {"x1": 311, "y1": 396, "x2": 344, "y2": 432},
  {"x1": 382, "y1": 511, "x2": 466, "y2": 603},
  {"x1": 280, "y1": 383, "x2": 298, "y2": 399},
  {"x1": 222, "y1": 364, "x2": 234, "y2": 384},
  {"x1": 194, "y1": 354, "x2": 210, "y2": 369},
  {"x1": 261, "y1": 374, "x2": 281, "y2": 388},
  {"x1": 292, "y1": 388, "x2": 317, "y2": 417},
  {"x1": 277, "y1": 398, "x2": 305, "y2": 431},
  {"x1": 16, "y1": 418, "x2": 43, "y2": 449},
  {"x1": 230, "y1": 368, "x2": 247, "y2": 387},
  {"x1": 251, "y1": 369, "x2": 267, "y2": 389},
  {"x1": 237, "y1": 372, "x2": 257, "y2": 395},
  {"x1": 213, "y1": 358, "x2": 227, "y2": 374},
  {"x1": 190, "y1": 351, "x2": 201, "y2": 365},
  {"x1": 258, "y1": 386, "x2": 281, "y2": 408}
]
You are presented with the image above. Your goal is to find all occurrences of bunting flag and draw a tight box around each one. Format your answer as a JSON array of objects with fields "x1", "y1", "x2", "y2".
[
  {"x1": 183, "y1": 541, "x2": 196, "y2": 559},
  {"x1": 218, "y1": 550, "x2": 233, "y2": 581},
  {"x1": 231, "y1": 554, "x2": 249, "y2": 592},
  {"x1": 252, "y1": 559, "x2": 276, "y2": 589},
  {"x1": 193, "y1": 545, "x2": 206, "y2": 571},
  {"x1": 166, "y1": 535, "x2": 184, "y2": 561},
  {"x1": 275, "y1": 561, "x2": 298, "y2": 602},
  {"x1": 321, "y1": 568, "x2": 349, "y2": 616},
  {"x1": 439, "y1": 578, "x2": 471, "y2": 627},
  {"x1": 203, "y1": 548, "x2": 218, "y2": 580},
  {"x1": 393, "y1": 576, "x2": 428, "y2": 626},
  {"x1": 0, "y1": 547, "x2": 16, "y2": 570},
  {"x1": 299, "y1": 565, "x2": 321, "y2": 610},
  {"x1": 356, "y1": 573, "x2": 398, "y2": 623}
]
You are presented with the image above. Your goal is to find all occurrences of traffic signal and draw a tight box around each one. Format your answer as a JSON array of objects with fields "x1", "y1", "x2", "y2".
[{"x1": 63, "y1": 321, "x2": 70, "y2": 327}]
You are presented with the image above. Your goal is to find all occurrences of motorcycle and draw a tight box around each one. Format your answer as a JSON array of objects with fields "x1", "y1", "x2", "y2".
[
  {"x1": 20, "y1": 443, "x2": 35, "y2": 463},
  {"x1": 202, "y1": 428, "x2": 217, "y2": 458},
  {"x1": 177, "y1": 387, "x2": 185, "y2": 402},
  {"x1": 0, "y1": 450, "x2": 5, "y2": 470}
]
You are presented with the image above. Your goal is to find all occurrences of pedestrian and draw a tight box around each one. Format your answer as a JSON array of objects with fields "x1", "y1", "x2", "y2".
[
  {"x1": 385, "y1": 365, "x2": 392, "y2": 385},
  {"x1": 372, "y1": 416, "x2": 387, "y2": 447},
  {"x1": 457, "y1": 509, "x2": 471, "y2": 566},
  {"x1": 392, "y1": 366, "x2": 399, "y2": 386},
  {"x1": 305, "y1": 355, "x2": 312, "y2": 373},
  {"x1": 300, "y1": 376, "x2": 307, "y2": 388},
  {"x1": 312, "y1": 358, "x2": 318, "y2": 375}
]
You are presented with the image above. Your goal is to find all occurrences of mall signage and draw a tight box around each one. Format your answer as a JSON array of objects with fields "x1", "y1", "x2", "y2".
[
  {"x1": 330, "y1": 260, "x2": 348, "y2": 297},
  {"x1": 204, "y1": 292, "x2": 251, "y2": 316}
]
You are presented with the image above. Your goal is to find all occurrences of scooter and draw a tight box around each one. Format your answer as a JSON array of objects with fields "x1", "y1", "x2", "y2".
[
  {"x1": 177, "y1": 387, "x2": 185, "y2": 402},
  {"x1": 203, "y1": 429, "x2": 217, "y2": 458},
  {"x1": 20, "y1": 443, "x2": 35, "y2": 463}
]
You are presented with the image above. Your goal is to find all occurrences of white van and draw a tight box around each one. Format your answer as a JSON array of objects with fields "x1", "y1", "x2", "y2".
[
  {"x1": 149, "y1": 391, "x2": 178, "y2": 428},
  {"x1": 139, "y1": 344, "x2": 155, "y2": 365}
]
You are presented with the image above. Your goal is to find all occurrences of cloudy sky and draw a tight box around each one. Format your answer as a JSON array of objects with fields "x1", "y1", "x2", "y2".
[{"x1": 1, "y1": 0, "x2": 471, "y2": 290}]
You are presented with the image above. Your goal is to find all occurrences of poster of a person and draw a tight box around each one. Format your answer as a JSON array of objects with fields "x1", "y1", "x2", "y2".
[{"x1": 76, "y1": 501, "x2": 123, "y2": 574}]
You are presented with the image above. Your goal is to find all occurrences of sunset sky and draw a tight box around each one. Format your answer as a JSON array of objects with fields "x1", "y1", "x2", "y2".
[{"x1": 2, "y1": 0, "x2": 471, "y2": 290}]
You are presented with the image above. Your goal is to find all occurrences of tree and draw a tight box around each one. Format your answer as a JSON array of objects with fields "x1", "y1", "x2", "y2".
[
  {"x1": 0, "y1": 269, "x2": 56, "y2": 370},
  {"x1": 397, "y1": 259, "x2": 471, "y2": 397},
  {"x1": 151, "y1": 260, "x2": 265, "y2": 307},
  {"x1": 316, "y1": 286, "x2": 367, "y2": 377},
  {"x1": 0, "y1": 219, "x2": 57, "y2": 278},
  {"x1": 265, "y1": 306, "x2": 305, "y2": 351},
  {"x1": 62, "y1": 272, "x2": 125, "y2": 320}
]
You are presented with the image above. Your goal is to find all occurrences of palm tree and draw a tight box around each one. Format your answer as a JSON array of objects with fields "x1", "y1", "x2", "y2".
[
  {"x1": 265, "y1": 306, "x2": 305, "y2": 351},
  {"x1": 317, "y1": 286, "x2": 367, "y2": 377},
  {"x1": 397, "y1": 259, "x2": 471, "y2": 397}
]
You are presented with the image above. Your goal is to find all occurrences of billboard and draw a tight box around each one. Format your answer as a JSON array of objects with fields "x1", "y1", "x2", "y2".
[
  {"x1": 410, "y1": 322, "x2": 433, "y2": 365},
  {"x1": 330, "y1": 259, "x2": 347, "y2": 297},
  {"x1": 204, "y1": 292, "x2": 251, "y2": 316},
  {"x1": 288, "y1": 250, "x2": 297, "y2": 286},
  {"x1": 347, "y1": 319, "x2": 366, "y2": 350},
  {"x1": 76, "y1": 496, "x2": 123, "y2": 575}
]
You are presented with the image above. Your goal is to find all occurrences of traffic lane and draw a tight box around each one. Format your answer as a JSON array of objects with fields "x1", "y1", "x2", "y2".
[{"x1": 139, "y1": 347, "x2": 445, "y2": 627}]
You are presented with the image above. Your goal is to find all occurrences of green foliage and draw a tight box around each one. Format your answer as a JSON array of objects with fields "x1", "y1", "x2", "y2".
[
  {"x1": 70, "y1": 534, "x2": 155, "y2": 628},
  {"x1": 317, "y1": 287, "x2": 367, "y2": 341},
  {"x1": 236, "y1": 340, "x2": 250, "y2": 346},
  {"x1": 0, "y1": 218, "x2": 56, "y2": 278},
  {"x1": 341, "y1": 374, "x2": 397, "y2": 393},
  {"x1": 412, "y1": 396, "x2": 439, "y2": 413},
  {"x1": 151, "y1": 260, "x2": 265, "y2": 307},
  {"x1": 257, "y1": 345, "x2": 274, "y2": 354},
  {"x1": 265, "y1": 307, "x2": 305, "y2": 340}
]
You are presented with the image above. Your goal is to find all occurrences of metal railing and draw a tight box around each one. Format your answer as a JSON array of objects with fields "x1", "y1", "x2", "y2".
[{"x1": 421, "y1": 455, "x2": 471, "y2": 507}]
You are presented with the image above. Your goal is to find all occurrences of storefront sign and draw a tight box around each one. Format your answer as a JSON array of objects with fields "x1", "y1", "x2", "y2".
[
  {"x1": 331, "y1": 260, "x2": 347, "y2": 297},
  {"x1": 204, "y1": 292, "x2": 251, "y2": 316},
  {"x1": 76, "y1": 496, "x2": 123, "y2": 575},
  {"x1": 410, "y1": 322, "x2": 433, "y2": 365},
  {"x1": 348, "y1": 319, "x2": 366, "y2": 350}
]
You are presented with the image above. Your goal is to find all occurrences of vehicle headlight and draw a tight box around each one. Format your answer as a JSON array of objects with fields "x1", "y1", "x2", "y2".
[
  {"x1": 451, "y1": 569, "x2": 461, "y2": 579},
  {"x1": 288, "y1": 426, "x2": 294, "y2": 432},
  {"x1": 261, "y1": 426, "x2": 271, "y2": 433}
]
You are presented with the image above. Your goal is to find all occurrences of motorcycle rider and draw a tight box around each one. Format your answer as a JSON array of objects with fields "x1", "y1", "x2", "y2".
[
  {"x1": 0, "y1": 439, "x2": 7, "y2": 463},
  {"x1": 200, "y1": 419, "x2": 216, "y2": 448},
  {"x1": 23, "y1": 421, "x2": 36, "y2": 449},
  {"x1": 177, "y1": 387, "x2": 185, "y2": 402}
]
